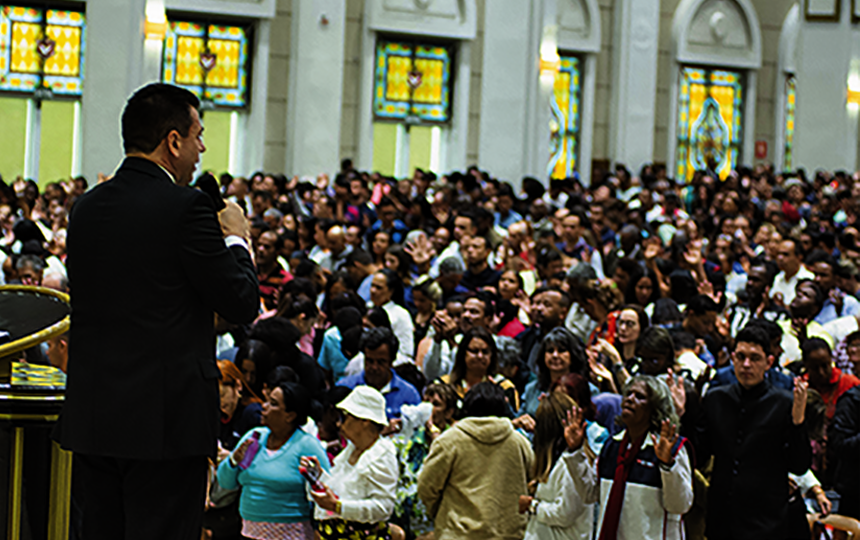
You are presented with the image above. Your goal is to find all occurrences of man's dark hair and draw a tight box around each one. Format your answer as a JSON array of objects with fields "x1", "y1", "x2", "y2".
[
  {"x1": 745, "y1": 318, "x2": 782, "y2": 345},
  {"x1": 359, "y1": 327, "x2": 399, "y2": 363},
  {"x1": 456, "y1": 210, "x2": 477, "y2": 228},
  {"x1": 460, "y1": 381, "x2": 510, "y2": 418},
  {"x1": 846, "y1": 330, "x2": 860, "y2": 348},
  {"x1": 341, "y1": 326, "x2": 364, "y2": 359},
  {"x1": 121, "y1": 83, "x2": 200, "y2": 154},
  {"x1": 283, "y1": 297, "x2": 319, "y2": 320},
  {"x1": 365, "y1": 307, "x2": 392, "y2": 329},
  {"x1": 530, "y1": 286, "x2": 572, "y2": 311},
  {"x1": 346, "y1": 249, "x2": 373, "y2": 267},
  {"x1": 801, "y1": 337, "x2": 831, "y2": 363},
  {"x1": 686, "y1": 294, "x2": 718, "y2": 316},
  {"x1": 377, "y1": 196, "x2": 395, "y2": 210},
  {"x1": 669, "y1": 330, "x2": 697, "y2": 352},
  {"x1": 536, "y1": 247, "x2": 563, "y2": 269},
  {"x1": 804, "y1": 249, "x2": 835, "y2": 269},
  {"x1": 796, "y1": 279, "x2": 826, "y2": 309},
  {"x1": 736, "y1": 324, "x2": 771, "y2": 355},
  {"x1": 497, "y1": 182, "x2": 515, "y2": 200},
  {"x1": 749, "y1": 258, "x2": 779, "y2": 287},
  {"x1": 467, "y1": 291, "x2": 496, "y2": 319}
]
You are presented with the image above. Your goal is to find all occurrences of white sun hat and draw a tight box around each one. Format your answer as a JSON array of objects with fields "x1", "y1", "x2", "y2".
[{"x1": 337, "y1": 385, "x2": 388, "y2": 426}]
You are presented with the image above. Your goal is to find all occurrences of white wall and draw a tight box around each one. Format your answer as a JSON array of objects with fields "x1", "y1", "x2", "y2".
[
  {"x1": 794, "y1": 0, "x2": 858, "y2": 172},
  {"x1": 80, "y1": 0, "x2": 148, "y2": 181},
  {"x1": 284, "y1": 0, "x2": 346, "y2": 176},
  {"x1": 477, "y1": 0, "x2": 533, "y2": 183}
]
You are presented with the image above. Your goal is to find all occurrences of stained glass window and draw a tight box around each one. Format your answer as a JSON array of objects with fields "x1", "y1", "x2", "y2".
[
  {"x1": 784, "y1": 75, "x2": 796, "y2": 171},
  {"x1": 676, "y1": 67, "x2": 744, "y2": 182},
  {"x1": 548, "y1": 55, "x2": 581, "y2": 180},
  {"x1": 373, "y1": 39, "x2": 453, "y2": 123},
  {"x1": 0, "y1": 5, "x2": 86, "y2": 96},
  {"x1": 161, "y1": 20, "x2": 250, "y2": 108}
]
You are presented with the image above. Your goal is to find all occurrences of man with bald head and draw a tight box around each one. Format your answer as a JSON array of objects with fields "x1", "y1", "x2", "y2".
[{"x1": 320, "y1": 223, "x2": 352, "y2": 272}]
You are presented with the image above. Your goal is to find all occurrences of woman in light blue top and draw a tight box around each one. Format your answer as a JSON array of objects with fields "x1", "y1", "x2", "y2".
[
  {"x1": 218, "y1": 381, "x2": 329, "y2": 540},
  {"x1": 516, "y1": 328, "x2": 589, "y2": 430}
]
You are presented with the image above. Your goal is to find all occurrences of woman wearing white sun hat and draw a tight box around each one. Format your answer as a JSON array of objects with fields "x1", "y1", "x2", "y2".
[{"x1": 301, "y1": 385, "x2": 398, "y2": 540}]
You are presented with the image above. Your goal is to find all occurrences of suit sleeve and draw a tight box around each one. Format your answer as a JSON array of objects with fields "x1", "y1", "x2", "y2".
[
  {"x1": 179, "y1": 192, "x2": 259, "y2": 324},
  {"x1": 828, "y1": 390, "x2": 860, "y2": 465}
]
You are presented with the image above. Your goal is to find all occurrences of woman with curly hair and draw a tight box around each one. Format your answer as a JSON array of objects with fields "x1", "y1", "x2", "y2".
[{"x1": 562, "y1": 375, "x2": 694, "y2": 540}]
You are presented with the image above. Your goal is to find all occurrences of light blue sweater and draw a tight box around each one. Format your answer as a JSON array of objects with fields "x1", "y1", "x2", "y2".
[{"x1": 217, "y1": 427, "x2": 329, "y2": 524}]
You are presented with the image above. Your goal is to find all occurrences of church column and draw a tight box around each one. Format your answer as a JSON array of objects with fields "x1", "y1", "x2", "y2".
[
  {"x1": 79, "y1": 0, "x2": 148, "y2": 181},
  {"x1": 608, "y1": 0, "x2": 660, "y2": 172},
  {"x1": 477, "y1": 0, "x2": 533, "y2": 183},
  {"x1": 284, "y1": 0, "x2": 346, "y2": 176},
  {"x1": 794, "y1": 1, "x2": 857, "y2": 171}
]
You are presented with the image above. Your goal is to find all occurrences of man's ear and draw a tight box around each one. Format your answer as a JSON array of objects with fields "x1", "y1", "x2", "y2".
[
  {"x1": 166, "y1": 130, "x2": 182, "y2": 158},
  {"x1": 765, "y1": 354, "x2": 776, "y2": 370}
]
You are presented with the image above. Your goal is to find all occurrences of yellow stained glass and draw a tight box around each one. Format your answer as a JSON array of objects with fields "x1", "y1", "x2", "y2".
[
  {"x1": 44, "y1": 25, "x2": 80, "y2": 77},
  {"x1": 552, "y1": 72, "x2": 571, "y2": 179},
  {"x1": 385, "y1": 55, "x2": 411, "y2": 101},
  {"x1": 686, "y1": 82, "x2": 737, "y2": 180},
  {"x1": 206, "y1": 38, "x2": 239, "y2": 88},
  {"x1": 413, "y1": 58, "x2": 443, "y2": 104},
  {"x1": 10, "y1": 21, "x2": 40, "y2": 73},
  {"x1": 175, "y1": 35, "x2": 204, "y2": 85}
]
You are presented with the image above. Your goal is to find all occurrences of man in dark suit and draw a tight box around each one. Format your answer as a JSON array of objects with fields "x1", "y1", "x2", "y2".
[{"x1": 56, "y1": 84, "x2": 259, "y2": 539}]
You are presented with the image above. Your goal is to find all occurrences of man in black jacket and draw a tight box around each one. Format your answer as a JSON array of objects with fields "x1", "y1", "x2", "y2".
[
  {"x1": 57, "y1": 84, "x2": 259, "y2": 539},
  {"x1": 695, "y1": 324, "x2": 810, "y2": 540},
  {"x1": 828, "y1": 385, "x2": 860, "y2": 519}
]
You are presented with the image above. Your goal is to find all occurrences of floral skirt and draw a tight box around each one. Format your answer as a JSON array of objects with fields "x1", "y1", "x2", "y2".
[{"x1": 315, "y1": 518, "x2": 391, "y2": 540}]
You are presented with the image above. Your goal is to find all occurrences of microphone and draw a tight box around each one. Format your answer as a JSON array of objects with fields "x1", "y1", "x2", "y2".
[{"x1": 194, "y1": 173, "x2": 226, "y2": 211}]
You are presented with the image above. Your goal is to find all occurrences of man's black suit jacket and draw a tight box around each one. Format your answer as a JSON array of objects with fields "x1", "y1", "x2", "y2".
[{"x1": 57, "y1": 157, "x2": 259, "y2": 460}]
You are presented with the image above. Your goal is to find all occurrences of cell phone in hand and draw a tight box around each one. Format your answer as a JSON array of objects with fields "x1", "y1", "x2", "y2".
[{"x1": 299, "y1": 459, "x2": 325, "y2": 492}]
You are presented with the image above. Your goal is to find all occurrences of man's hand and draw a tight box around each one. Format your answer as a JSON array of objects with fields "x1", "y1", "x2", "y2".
[
  {"x1": 791, "y1": 317, "x2": 809, "y2": 345},
  {"x1": 652, "y1": 419, "x2": 679, "y2": 466},
  {"x1": 218, "y1": 201, "x2": 250, "y2": 240},
  {"x1": 404, "y1": 235, "x2": 436, "y2": 269},
  {"x1": 792, "y1": 378, "x2": 808, "y2": 425}
]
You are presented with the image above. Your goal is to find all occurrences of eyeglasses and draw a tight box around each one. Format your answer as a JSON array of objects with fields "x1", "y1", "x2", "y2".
[{"x1": 467, "y1": 348, "x2": 491, "y2": 357}]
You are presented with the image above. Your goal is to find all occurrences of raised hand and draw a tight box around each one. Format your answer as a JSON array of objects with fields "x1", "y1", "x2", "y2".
[
  {"x1": 404, "y1": 234, "x2": 436, "y2": 267},
  {"x1": 562, "y1": 406, "x2": 586, "y2": 451},
  {"x1": 666, "y1": 368, "x2": 687, "y2": 417},
  {"x1": 644, "y1": 242, "x2": 660, "y2": 261},
  {"x1": 651, "y1": 419, "x2": 679, "y2": 466},
  {"x1": 792, "y1": 378, "x2": 808, "y2": 425}
]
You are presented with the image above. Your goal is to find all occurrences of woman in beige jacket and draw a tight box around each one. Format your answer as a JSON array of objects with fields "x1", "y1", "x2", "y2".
[{"x1": 417, "y1": 382, "x2": 535, "y2": 540}]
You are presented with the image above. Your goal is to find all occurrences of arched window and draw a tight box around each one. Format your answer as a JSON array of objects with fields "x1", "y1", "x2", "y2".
[
  {"x1": 0, "y1": 4, "x2": 85, "y2": 184},
  {"x1": 675, "y1": 66, "x2": 744, "y2": 181},
  {"x1": 548, "y1": 54, "x2": 582, "y2": 180}
]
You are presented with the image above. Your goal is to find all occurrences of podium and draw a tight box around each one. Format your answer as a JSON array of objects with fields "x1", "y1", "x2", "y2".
[{"x1": 0, "y1": 286, "x2": 71, "y2": 540}]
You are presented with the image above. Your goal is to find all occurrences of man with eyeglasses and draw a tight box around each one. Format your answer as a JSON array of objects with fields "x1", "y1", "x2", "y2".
[{"x1": 694, "y1": 324, "x2": 810, "y2": 540}]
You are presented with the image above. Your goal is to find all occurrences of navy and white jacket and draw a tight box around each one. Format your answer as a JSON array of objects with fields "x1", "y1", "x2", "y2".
[{"x1": 564, "y1": 430, "x2": 694, "y2": 540}]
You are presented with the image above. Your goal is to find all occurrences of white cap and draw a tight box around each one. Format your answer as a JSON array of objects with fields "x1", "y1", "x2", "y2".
[{"x1": 338, "y1": 386, "x2": 388, "y2": 426}]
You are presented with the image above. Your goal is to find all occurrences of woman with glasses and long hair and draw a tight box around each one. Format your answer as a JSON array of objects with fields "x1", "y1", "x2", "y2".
[{"x1": 438, "y1": 326, "x2": 520, "y2": 414}]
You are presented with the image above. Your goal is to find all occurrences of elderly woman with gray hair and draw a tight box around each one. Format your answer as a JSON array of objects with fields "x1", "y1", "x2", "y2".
[{"x1": 561, "y1": 375, "x2": 694, "y2": 540}]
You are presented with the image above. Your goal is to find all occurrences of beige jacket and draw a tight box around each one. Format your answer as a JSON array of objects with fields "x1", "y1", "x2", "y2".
[{"x1": 418, "y1": 417, "x2": 535, "y2": 540}]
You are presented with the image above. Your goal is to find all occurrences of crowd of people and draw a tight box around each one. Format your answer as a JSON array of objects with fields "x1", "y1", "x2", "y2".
[{"x1": 4, "y1": 158, "x2": 860, "y2": 540}]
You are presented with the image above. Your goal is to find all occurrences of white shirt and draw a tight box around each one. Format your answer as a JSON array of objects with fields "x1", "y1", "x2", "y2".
[
  {"x1": 429, "y1": 241, "x2": 463, "y2": 279},
  {"x1": 383, "y1": 301, "x2": 415, "y2": 359},
  {"x1": 315, "y1": 438, "x2": 398, "y2": 523},
  {"x1": 770, "y1": 266, "x2": 815, "y2": 306},
  {"x1": 676, "y1": 350, "x2": 708, "y2": 380},
  {"x1": 524, "y1": 456, "x2": 594, "y2": 540}
]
